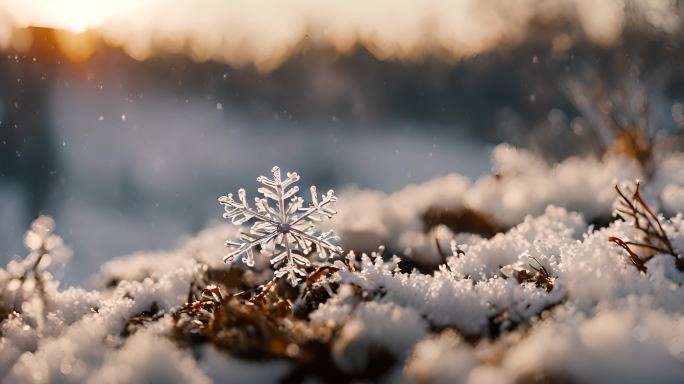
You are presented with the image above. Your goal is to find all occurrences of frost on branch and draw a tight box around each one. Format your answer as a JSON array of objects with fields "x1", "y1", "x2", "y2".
[{"x1": 218, "y1": 166, "x2": 343, "y2": 286}]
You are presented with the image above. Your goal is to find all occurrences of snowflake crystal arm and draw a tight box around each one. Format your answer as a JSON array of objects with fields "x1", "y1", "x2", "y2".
[{"x1": 218, "y1": 166, "x2": 343, "y2": 286}]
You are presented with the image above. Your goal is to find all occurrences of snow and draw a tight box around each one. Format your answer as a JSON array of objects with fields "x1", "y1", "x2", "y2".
[
  {"x1": 328, "y1": 301, "x2": 427, "y2": 373},
  {"x1": 404, "y1": 330, "x2": 477, "y2": 384},
  {"x1": 330, "y1": 173, "x2": 471, "y2": 265},
  {"x1": 328, "y1": 145, "x2": 665, "y2": 268},
  {"x1": 98, "y1": 223, "x2": 237, "y2": 284},
  {"x1": 2, "y1": 144, "x2": 684, "y2": 382},
  {"x1": 662, "y1": 185, "x2": 684, "y2": 216},
  {"x1": 319, "y1": 207, "x2": 573, "y2": 337},
  {"x1": 501, "y1": 302, "x2": 684, "y2": 383},
  {"x1": 463, "y1": 145, "x2": 641, "y2": 225},
  {"x1": 197, "y1": 346, "x2": 291, "y2": 384},
  {"x1": 91, "y1": 329, "x2": 212, "y2": 384}
]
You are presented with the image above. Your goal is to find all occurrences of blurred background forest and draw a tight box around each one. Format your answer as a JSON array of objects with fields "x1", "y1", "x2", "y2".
[{"x1": 1, "y1": 0, "x2": 684, "y2": 285}]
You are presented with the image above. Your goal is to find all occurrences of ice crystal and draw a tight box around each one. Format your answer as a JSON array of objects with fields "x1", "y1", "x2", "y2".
[{"x1": 218, "y1": 166, "x2": 343, "y2": 286}]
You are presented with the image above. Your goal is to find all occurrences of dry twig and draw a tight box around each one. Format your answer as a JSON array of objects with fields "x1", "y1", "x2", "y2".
[{"x1": 609, "y1": 182, "x2": 683, "y2": 272}]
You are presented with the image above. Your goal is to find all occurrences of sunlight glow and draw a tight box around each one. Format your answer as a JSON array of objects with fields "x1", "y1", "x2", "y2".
[
  {"x1": 0, "y1": 0, "x2": 679, "y2": 69},
  {"x1": 1, "y1": 0, "x2": 136, "y2": 33}
]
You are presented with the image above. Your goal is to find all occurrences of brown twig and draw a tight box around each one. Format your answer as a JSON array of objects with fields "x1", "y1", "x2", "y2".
[
  {"x1": 305, "y1": 265, "x2": 339, "y2": 290},
  {"x1": 527, "y1": 257, "x2": 555, "y2": 292},
  {"x1": 609, "y1": 182, "x2": 682, "y2": 272},
  {"x1": 608, "y1": 237, "x2": 648, "y2": 273},
  {"x1": 250, "y1": 277, "x2": 278, "y2": 303}
]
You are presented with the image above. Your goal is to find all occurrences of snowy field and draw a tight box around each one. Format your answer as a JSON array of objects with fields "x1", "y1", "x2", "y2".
[{"x1": 2, "y1": 144, "x2": 684, "y2": 383}]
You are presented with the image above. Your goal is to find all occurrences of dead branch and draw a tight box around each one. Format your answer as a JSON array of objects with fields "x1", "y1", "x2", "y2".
[{"x1": 609, "y1": 182, "x2": 682, "y2": 272}]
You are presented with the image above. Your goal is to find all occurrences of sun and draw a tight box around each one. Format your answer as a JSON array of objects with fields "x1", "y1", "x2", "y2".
[{"x1": 2, "y1": 0, "x2": 137, "y2": 33}]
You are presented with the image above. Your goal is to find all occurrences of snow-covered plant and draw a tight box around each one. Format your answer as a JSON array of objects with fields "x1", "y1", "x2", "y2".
[
  {"x1": 218, "y1": 166, "x2": 343, "y2": 286},
  {"x1": 1, "y1": 215, "x2": 70, "y2": 321}
]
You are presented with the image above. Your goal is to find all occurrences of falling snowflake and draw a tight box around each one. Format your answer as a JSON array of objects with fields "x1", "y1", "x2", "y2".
[{"x1": 218, "y1": 166, "x2": 343, "y2": 286}]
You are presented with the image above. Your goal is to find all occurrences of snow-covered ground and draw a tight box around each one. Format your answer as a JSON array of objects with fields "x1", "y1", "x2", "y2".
[{"x1": 2, "y1": 145, "x2": 684, "y2": 383}]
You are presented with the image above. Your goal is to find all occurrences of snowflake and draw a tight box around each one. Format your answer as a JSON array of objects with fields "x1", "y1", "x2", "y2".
[{"x1": 218, "y1": 166, "x2": 343, "y2": 286}]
